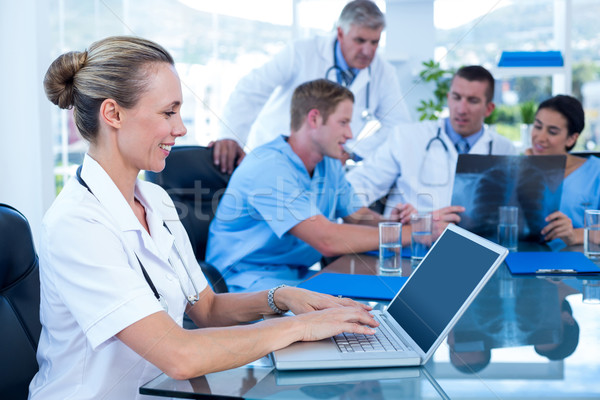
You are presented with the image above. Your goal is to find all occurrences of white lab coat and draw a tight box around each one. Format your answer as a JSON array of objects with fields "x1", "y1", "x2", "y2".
[
  {"x1": 29, "y1": 155, "x2": 208, "y2": 400},
  {"x1": 346, "y1": 120, "x2": 517, "y2": 214},
  {"x1": 218, "y1": 34, "x2": 411, "y2": 158}
]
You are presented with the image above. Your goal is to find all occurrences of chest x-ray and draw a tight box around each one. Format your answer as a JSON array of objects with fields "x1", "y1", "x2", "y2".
[{"x1": 451, "y1": 155, "x2": 566, "y2": 241}]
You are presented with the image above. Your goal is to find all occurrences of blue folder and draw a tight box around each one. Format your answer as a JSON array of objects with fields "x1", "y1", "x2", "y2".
[
  {"x1": 505, "y1": 252, "x2": 600, "y2": 275},
  {"x1": 297, "y1": 273, "x2": 408, "y2": 300}
]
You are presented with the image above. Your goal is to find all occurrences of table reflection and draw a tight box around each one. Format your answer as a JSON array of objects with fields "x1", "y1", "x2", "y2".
[
  {"x1": 141, "y1": 362, "x2": 447, "y2": 400},
  {"x1": 141, "y1": 250, "x2": 600, "y2": 399},
  {"x1": 447, "y1": 266, "x2": 580, "y2": 374},
  {"x1": 247, "y1": 368, "x2": 425, "y2": 400}
]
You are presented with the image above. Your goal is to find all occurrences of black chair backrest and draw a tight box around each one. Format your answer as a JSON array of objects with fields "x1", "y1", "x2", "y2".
[
  {"x1": 0, "y1": 204, "x2": 41, "y2": 400},
  {"x1": 145, "y1": 146, "x2": 231, "y2": 262}
]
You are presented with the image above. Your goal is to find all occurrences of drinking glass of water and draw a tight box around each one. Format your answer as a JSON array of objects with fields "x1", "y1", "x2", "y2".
[
  {"x1": 498, "y1": 206, "x2": 518, "y2": 252},
  {"x1": 411, "y1": 212, "x2": 432, "y2": 261},
  {"x1": 584, "y1": 209, "x2": 600, "y2": 260},
  {"x1": 379, "y1": 222, "x2": 402, "y2": 273},
  {"x1": 582, "y1": 280, "x2": 600, "y2": 304}
]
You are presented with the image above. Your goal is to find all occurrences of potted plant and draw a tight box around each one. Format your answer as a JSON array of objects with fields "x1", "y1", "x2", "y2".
[
  {"x1": 484, "y1": 107, "x2": 499, "y2": 126},
  {"x1": 415, "y1": 60, "x2": 454, "y2": 121},
  {"x1": 519, "y1": 100, "x2": 537, "y2": 149}
]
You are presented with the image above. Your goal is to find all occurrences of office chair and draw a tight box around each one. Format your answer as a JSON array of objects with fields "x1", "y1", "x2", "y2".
[
  {"x1": 146, "y1": 145, "x2": 232, "y2": 294},
  {"x1": 0, "y1": 204, "x2": 42, "y2": 400}
]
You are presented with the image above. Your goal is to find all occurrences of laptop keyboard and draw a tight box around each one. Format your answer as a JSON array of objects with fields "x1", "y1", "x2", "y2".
[{"x1": 333, "y1": 315, "x2": 407, "y2": 353}]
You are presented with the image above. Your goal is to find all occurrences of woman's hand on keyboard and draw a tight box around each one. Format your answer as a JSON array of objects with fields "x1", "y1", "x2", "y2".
[
  {"x1": 275, "y1": 287, "x2": 372, "y2": 315},
  {"x1": 293, "y1": 306, "x2": 379, "y2": 342}
]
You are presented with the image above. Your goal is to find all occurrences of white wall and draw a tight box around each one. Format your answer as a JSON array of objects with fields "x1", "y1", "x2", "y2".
[{"x1": 0, "y1": 0, "x2": 55, "y2": 246}]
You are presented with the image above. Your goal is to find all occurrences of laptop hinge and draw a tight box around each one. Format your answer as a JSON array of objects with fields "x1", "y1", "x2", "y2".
[{"x1": 380, "y1": 313, "x2": 412, "y2": 349}]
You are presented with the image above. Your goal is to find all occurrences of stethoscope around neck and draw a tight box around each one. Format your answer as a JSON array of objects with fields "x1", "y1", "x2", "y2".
[
  {"x1": 419, "y1": 124, "x2": 494, "y2": 187},
  {"x1": 324, "y1": 39, "x2": 373, "y2": 121},
  {"x1": 75, "y1": 165, "x2": 201, "y2": 312}
]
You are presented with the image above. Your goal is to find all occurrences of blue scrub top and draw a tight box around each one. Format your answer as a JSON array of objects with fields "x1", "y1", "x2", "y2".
[
  {"x1": 560, "y1": 155, "x2": 600, "y2": 228},
  {"x1": 547, "y1": 155, "x2": 600, "y2": 250},
  {"x1": 206, "y1": 136, "x2": 362, "y2": 287}
]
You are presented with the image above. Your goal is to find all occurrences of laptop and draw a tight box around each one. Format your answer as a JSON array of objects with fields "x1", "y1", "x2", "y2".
[{"x1": 269, "y1": 224, "x2": 508, "y2": 370}]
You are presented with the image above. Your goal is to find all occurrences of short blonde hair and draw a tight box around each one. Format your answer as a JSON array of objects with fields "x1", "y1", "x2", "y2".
[{"x1": 290, "y1": 79, "x2": 354, "y2": 132}]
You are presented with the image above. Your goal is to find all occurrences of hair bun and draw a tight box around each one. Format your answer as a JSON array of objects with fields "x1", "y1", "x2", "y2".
[
  {"x1": 43, "y1": 51, "x2": 87, "y2": 109},
  {"x1": 560, "y1": 95, "x2": 585, "y2": 134}
]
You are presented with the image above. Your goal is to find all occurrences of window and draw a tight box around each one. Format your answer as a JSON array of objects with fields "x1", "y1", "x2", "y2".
[
  {"x1": 434, "y1": 0, "x2": 600, "y2": 150},
  {"x1": 49, "y1": 0, "x2": 376, "y2": 192}
]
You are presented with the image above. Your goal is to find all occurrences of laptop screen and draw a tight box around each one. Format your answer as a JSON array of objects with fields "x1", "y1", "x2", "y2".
[{"x1": 386, "y1": 229, "x2": 500, "y2": 354}]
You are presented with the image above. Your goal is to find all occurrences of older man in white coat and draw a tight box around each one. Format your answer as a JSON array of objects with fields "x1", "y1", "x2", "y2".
[
  {"x1": 210, "y1": 0, "x2": 411, "y2": 173},
  {"x1": 347, "y1": 65, "x2": 517, "y2": 215}
]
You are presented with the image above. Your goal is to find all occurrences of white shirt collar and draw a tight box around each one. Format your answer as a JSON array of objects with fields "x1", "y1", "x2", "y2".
[
  {"x1": 80, "y1": 154, "x2": 141, "y2": 232},
  {"x1": 79, "y1": 154, "x2": 174, "y2": 258}
]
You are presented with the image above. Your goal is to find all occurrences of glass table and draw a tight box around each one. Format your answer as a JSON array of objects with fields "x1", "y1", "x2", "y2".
[{"x1": 140, "y1": 247, "x2": 600, "y2": 399}]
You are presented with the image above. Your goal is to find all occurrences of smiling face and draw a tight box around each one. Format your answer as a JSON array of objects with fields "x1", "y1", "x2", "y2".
[
  {"x1": 117, "y1": 63, "x2": 186, "y2": 173},
  {"x1": 531, "y1": 108, "x2": 579, "y2": 155},
  {"x1": 447, "y1": 76, "x2": 495, "y2": 137},
  {"x1": 337, "y1": 24, "x2": 382, "y2": 70},
  {"x1": 313, "y1": 99, "x2": 354, "y2": 159}
]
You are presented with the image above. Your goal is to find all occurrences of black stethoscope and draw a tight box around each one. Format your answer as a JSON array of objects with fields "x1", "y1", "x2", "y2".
[
  {"x1": 324, "y1": 39, "x2": 373, "y2": 121},
  {"x1": 419, "y1": 126, "x2": 494, "y2": 186},
  {"x1": 76, "y1": 165, "x2": 201, "y2": 312}
]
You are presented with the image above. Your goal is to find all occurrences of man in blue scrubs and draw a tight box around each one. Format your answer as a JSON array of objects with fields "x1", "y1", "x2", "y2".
[{"x1": 207, "y1": 79, "x2": 430, "y2": 292}]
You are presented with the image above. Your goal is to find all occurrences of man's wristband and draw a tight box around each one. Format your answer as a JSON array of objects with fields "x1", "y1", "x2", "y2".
[{"x1": 268, "y1": 284, "x2": 287, "y2": 314}]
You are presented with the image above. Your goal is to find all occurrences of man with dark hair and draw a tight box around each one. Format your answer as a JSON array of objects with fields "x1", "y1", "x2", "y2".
[
  {"x1": 454, "y1": 65, "x2": 496, "y2": 102},
  {"x1": 347, "y1": 65, "x2": 517, "y2": 214},
  {"x1": 534, "y1": 299, "x2": 580, "y2": 361},
  {"x1": 206, "y1": 79, "x2": 458, "y2": 292},
  {"x1": 210, "y1": 0, "x2": 411, "y2": 173}
]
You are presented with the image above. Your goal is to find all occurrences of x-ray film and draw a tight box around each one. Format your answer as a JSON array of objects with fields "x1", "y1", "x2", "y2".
[{"x1": 451, "y1": 155, "x2": 566, "y2": 241}]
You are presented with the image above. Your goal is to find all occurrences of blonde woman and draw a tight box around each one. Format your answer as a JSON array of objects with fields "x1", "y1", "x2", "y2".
[{"x1": 29, "y1": 36, "x2": 377, "y2": 400}]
